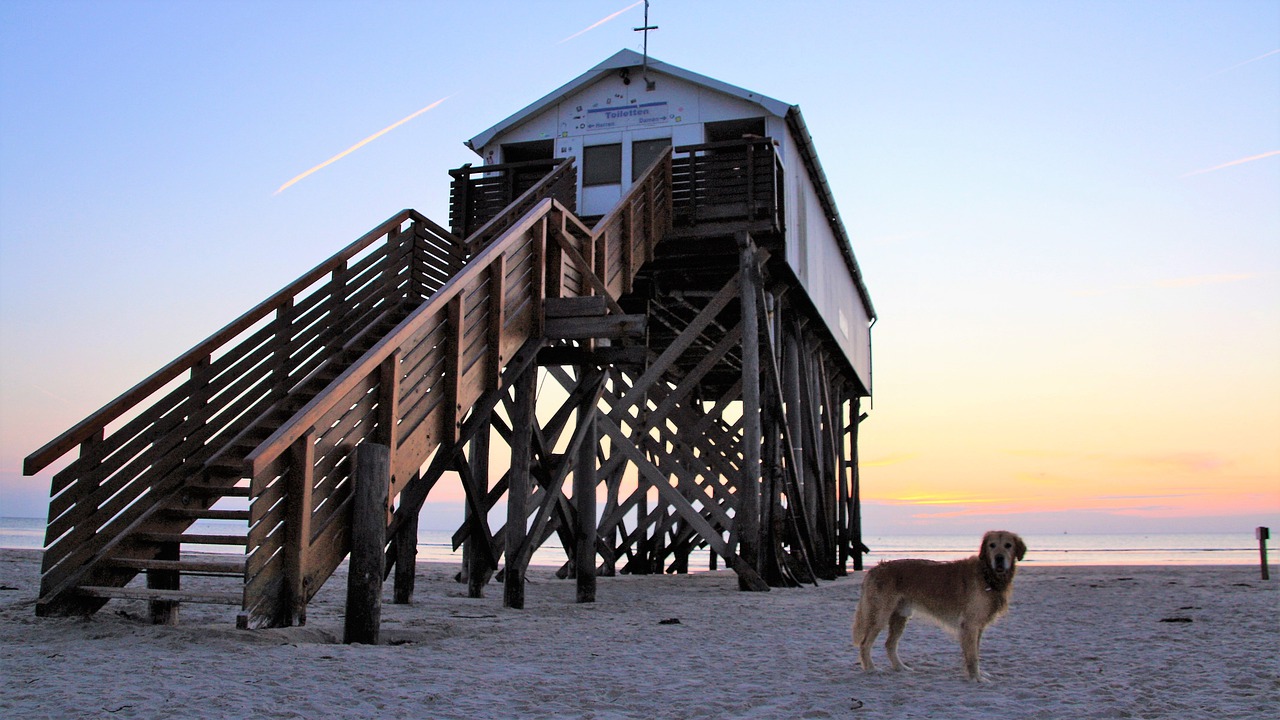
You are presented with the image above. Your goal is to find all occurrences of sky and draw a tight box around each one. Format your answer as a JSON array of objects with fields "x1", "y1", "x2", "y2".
[{"x1": 1, "y1": 1, "x2": 1277, "y2": 539}]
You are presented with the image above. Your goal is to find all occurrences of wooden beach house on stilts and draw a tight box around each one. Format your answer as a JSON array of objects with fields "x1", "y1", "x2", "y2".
[{"x1": 24, "y1": 49, "x2": 875, "y2": 629}]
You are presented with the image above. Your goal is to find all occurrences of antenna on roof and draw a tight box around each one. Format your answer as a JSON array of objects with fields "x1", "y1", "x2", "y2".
[{"x1": 633, "y1": 0, "x2": 659, "y2": 90}]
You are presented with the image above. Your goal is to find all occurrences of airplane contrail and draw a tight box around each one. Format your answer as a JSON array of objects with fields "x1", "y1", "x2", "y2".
[
  {"x1": 1209, "y1": 48, "x2": 1279, "y2": 76},
  {"x1": 1180, "y1": 150, "x2": 1280, "y2": 178},
  {"x1": 275, "y1": 96, "x2": 450, "y2": 195},
  {"x1": 559, "y1": 1, "x2": 643, "y2": 44}
]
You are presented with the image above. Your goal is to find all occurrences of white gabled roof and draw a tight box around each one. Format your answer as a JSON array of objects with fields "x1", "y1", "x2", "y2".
[
  {"x1": 464, "y1": 49, "x2": 875, "y2": 321},
  {"x1": 466, "y1": 49, "x2": 792, "y2": 152}
]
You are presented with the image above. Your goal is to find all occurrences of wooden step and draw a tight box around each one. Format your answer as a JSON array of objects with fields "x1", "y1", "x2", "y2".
[
  {"x1": 102, "y1": 557, "x2": 246, "y2": 576},
  {"x1": 164, "y1": 507, "x2": 251, "y2": 521},
  {"x1": 74, "y1": 585, "x2": 242, "y2": 605},
  {"x1": 183, "y1": 483, "x2": 250, "y2": 498},
  {"x1": 134, "y1": 532, "x2": 248, "y2": 546}
]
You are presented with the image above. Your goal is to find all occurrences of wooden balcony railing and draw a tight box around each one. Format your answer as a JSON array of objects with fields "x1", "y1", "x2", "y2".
[
  {"x1": 671, "y1": 139, "x2": 783, "y2": 230},
  {"x1": 449, "y1": 158, "x2": 577, "y2": 254}
]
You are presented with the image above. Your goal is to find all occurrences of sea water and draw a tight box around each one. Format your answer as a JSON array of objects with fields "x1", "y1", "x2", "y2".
[{"x1": 1, "y1": 516, "x2": 1265, "y2": 567}]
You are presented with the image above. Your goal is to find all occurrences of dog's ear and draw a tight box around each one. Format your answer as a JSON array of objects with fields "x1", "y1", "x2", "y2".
[{"x1": 1014, "y1": 535, "x2": 1027, "y2": 561}]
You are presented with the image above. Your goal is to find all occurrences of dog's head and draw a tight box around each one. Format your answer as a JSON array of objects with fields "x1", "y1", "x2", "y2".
[{"x1": 981, "y1": 530, "x2": 1026, "y2": 577}]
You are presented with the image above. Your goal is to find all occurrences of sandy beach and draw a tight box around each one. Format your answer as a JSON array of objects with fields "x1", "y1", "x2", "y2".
[{"x1": 1, "y1": 549, "x2": 1275, "y2": 719}]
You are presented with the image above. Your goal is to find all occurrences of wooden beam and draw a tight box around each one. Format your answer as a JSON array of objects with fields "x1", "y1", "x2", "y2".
[
  {"x1": 464, "y1": 428, "x2": 495, "y2": 598},
  {"x1": 736, "y1": 233, "x2": 763, "y2": 590},
  {"x1": 576, "y1": 370, "x2": 603, "y2": 602},
  {"x1": 392, "y1": 508, "x2": 417, "y2": 604},
  {"x1": 504, "y1": 363, "x2": 536, "y2": 609},
  {"x1": 345, "y1": 442, "x2": 389, "y2": 645},
  {"x1": 544, "y1": 314, "x2": 646, "y2": 340}
]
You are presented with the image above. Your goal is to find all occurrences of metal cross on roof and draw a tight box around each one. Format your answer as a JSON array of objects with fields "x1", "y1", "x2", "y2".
[{"x1": 633, "y1": 0, "x2": 659, "y2": 89}]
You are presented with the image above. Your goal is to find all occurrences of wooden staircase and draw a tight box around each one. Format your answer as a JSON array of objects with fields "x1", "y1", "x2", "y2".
[{"x1": 23, "y1": 154, "x2": 673, "y2": 627}]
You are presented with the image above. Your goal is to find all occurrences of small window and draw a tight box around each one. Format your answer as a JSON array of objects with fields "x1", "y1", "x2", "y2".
[
  {"x1": 705, "y1": 117, "x2": 767, "y2": 143},
  {"x1": 583, "y1": 143, "x2": 622, "y2": 186},
  {"x1": 501, "y1": 139, "x2": 554, "y2": 163},
  {"x1": 632, "y1": 138, "x2": 671, "y2": 181}
]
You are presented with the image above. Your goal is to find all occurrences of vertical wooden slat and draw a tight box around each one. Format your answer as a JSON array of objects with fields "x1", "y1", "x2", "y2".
[
  {"x1": 284, "y1": 430, "x2": 315, "y2": 627},
  {"x1": 379, "y1": 350, "x2": 401, "y2": 451},
  {"x1": 532, "y1": 217, "x2": 548, "y2": 337},
  {"x1": 445, "y1": 295, "x2": 465, "y2": 444},
  {"x1": 486, "y1": 257, "x2": 506, "y2": 390}
]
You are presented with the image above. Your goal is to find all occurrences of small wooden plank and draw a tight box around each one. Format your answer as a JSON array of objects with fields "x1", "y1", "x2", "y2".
[
  {"x1": 544, "y1": 296, "x2": 608, "y2": 319},
  {"x1": 163, "y1": 508, "x2": 251, "y2": 521},
  {"x1": 134, "y1": 532, "x2": 248, "y2": 546},
  {"x1": 75, "y1": 585, "x2": 243, "y2": 605},
  {"x1": 544, "y1": 314, "x2": 645, "y2": 340},
  {"x1": 536, "y1": 346, "x2": 649, "y2": 367},
  {"x1": 103, "y1": 558, "x2": 246, "y2": 575}
]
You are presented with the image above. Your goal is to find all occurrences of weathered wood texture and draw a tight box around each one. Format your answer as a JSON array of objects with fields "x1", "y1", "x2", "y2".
[
  {"x1": 239, "y1": 152, "x2": 671, "y2": 625},
  {"x1": 26, "y1": 210, "x2": 464, "y2": 618},
  {"x1": 344, "y1": 442, "x2": 389, "y2": 644},
  {"x1": 451, "y1": 158, "x2": 578, "y2": 254},
  {"x1": 672, "y1": 139, "x2": 783, "y2": 229},
  {"x1": 27, "y1": 137, "x2": 869, "y2": 626}
]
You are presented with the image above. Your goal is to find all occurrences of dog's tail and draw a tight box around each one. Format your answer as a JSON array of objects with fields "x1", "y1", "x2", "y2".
[{"x1": 851, "y1": 585, "x2": 872, "y2": 646}]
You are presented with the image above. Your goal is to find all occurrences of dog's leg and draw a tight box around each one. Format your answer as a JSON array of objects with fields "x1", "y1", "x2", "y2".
[
  {"x1": 884, "y1": 611, "x2": 911, "y2": 671},
  {"x1": 960, "y1": 621, "x2": 984, "y2": 681},
  {"x1": 851, "y1": 601, "x2": 880, "y2": 672}
]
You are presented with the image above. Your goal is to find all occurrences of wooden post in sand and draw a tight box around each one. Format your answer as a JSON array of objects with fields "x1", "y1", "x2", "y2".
[
  {"x1": 345, "y1": 442, "x2": 389, "y2": 644},
  {"x1": 1258, "y1": 527, "x2": 1270, "y2": 580},
  {"x1": 736, "y1": 232, "x2": 763, "y2": 588},
  {"x1": 504, "y1": 363, "x2": 536, "y2": 609},
  {"x1": 574, "y1": 371, "x2": 600, "y2": 603},
  {"x1": 392, "y1": 509, "x2": 418, "y2": 604}
]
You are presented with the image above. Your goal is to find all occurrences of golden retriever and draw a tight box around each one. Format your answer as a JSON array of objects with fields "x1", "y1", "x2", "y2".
[{"x1": 851, "y1": 530, "x2": 1026, "y2": 681}]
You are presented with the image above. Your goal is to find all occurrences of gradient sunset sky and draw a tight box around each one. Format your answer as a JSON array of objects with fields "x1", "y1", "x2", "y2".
[{"x1": 1, "y1": 1, "x2": 1276, "y2": 536}]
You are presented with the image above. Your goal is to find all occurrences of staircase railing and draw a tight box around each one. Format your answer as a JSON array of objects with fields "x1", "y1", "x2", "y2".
[
  {"x1": 25, "y1": 210, "x2": 465, "y2": 612},
  {"x1": 241, "y1": 149, "x2": 673, "y2": 626}
]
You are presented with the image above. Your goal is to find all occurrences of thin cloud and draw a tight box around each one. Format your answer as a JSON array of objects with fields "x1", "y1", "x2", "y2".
[
  {"x1": 1155, "y1": 273, "x2": 1266, "y2": 289},
  {"x1": 558, "y1": 1, "x2": 643, "y2": 44},
  {"x1": 1181, "y1": 150, "x2": 1280, "y2": 178},
  {"x1": 1073, "y1": 272, "x2": 1266, "y2": 297},
  {"x1": 275, "y1": 96, "x2": 450, "y2": 195},
  {"x1": 860, "y1": 453, "x2": 917, "y2": 468}
]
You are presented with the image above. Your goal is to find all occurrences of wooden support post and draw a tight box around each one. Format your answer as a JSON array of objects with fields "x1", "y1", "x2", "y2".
[
  {"x1": 393, "y1": 508, "x2": 417, "y2": 604},
  {"x1": 575, "y1": 370, "x2": 601, "y2": 603},
  {"x1": 852, "y1": 401, "x2": 866, "y2": 572},
  {"x1": 345, "y1": 442, "x2": 389, "y2": 644},
  {"x1": 147, "y1": 541, "x2": 180, "y2": 625},
  {"x1": 736, "y1": 232, "x2": 763, "y2": 589},
  {"x1": 1258, "y1": 526, "x2": 1271, "y2": 580},
  {"x1": 466, "y1": 428, "x2": 493, "y2": 598},
  {"x1": 504, "y1": 364, "x2": 536, "y2": 609}
]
